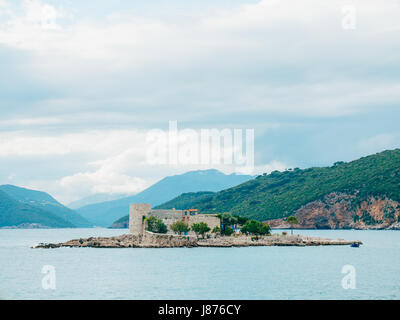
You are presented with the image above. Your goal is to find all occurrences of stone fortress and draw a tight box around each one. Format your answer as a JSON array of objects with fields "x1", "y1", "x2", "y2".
[{"x1": 129, "y1": 203, "x2": 220, "y2": 236}]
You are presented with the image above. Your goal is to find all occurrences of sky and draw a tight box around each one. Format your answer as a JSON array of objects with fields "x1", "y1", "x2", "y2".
[{"x1": 0, "y1": 0, "x2": 399, "y2": 204}]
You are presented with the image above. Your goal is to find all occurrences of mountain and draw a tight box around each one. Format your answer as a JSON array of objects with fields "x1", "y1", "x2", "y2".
[
  {"x1": 78, "y1": 169, "x2": 253, "y2": 227},
  {"x1": 156, "y1": 191, "x2": 216, "y2": 210},
  {"x1": 149, "y1": 149, "x2": 400, "y2": 230},
  {"x1": 0, "y1": 189, "x2": 75, "y2": 228},
  {"x1": 0, "y1": 185, "x2": 92, "y2": 227},
  {"x1": 68, "y1": 193, "x2": 133, "y2": 209}
]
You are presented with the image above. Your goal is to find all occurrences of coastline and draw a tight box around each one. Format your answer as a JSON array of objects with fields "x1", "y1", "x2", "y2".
[{"x1": 33, "y1": 231, "x2": 362, "y2": 249}]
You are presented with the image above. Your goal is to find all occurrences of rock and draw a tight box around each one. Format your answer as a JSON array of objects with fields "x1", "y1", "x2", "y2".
[
  {"x1": 387, "y1": 222, "x2": 400, "y2": 230},
  {"x1": 265, "y1": 192, "x2": 400, "y2": 230},
  {"x1": 33, "y1": 232, "x2": 361, "y2": 249}
]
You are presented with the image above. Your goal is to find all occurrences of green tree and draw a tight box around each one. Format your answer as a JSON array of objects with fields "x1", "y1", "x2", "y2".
[
  {"x1": 222, "y1": 226, "x2": 234, "y2": 236},
  {"x1": 170, "y1": 220, "x2": 190, "y2": 235},
  {"x1": 146, "y1": 216, "x2": 168, "y2": 234},
  {"x1": 241, "y1": 220, "x2": 271, "y2": 239},
  {"x1": 212, "y1": 226, "x2": 221, "y2": 234},
  {"x1": 191, "y1": 222, "x2": 211, "y2": 239},
  {"x1": 234, "y1": 215, "x2": 249, "y2": 226},
  {"x1": 220, "y1": 212, "x2": 241, "y2": 235},
  {"x1": 220, "y1": 212, "x2": 235, "y2": 225},
  {"x1": 286, "y1": 216, "x2": 299, "y2": 235}
]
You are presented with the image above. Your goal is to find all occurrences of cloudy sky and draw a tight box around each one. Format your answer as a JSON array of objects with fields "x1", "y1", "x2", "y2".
[{"x1": 0, "y1": 0, "x2": 399, "y2": 204}]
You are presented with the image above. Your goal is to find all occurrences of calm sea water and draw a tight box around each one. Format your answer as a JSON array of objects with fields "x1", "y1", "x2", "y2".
[{"x1": 0, "y1": 228, "x2": 399, "y2": 300}]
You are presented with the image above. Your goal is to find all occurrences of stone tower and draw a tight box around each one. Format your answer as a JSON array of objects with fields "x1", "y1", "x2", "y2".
[{"x1": 129, "y1": 203, "x2": 152, "y2": 235}]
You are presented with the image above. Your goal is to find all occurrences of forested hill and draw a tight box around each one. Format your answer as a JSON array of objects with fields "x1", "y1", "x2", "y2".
[
  {"x1": 0, "y1": 190, "x2": 75, "y2": 228},
  {"x1": 155, "y1": 149, "x2": 400, "y2": 222},
  {"x1": 0, "y1": 185, "x2": 92, "y2": 227}
]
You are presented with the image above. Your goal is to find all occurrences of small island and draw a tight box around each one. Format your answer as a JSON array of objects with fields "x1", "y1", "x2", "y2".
[
  {"x1": 34, "y1": 232, "x2": 361, "y2": 248},
  {"x1": 34, "y1": 204, "x2": 362, "y2": 249}
]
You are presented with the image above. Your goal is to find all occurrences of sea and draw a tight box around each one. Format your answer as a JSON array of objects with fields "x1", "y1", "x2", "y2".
[{"x1": 0, "y1": 228, "x2": 399, "y2": 300}]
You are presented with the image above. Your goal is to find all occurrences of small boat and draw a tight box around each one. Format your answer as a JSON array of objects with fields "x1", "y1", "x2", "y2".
[{"x1": 350, "y1": 243, "x2": 360, "y2": 248}]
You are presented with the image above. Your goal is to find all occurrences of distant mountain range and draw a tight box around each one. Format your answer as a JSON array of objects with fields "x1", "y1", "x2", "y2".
[
  {"x1": 0, "y1": 185, "x2": 92, "y2": 228},
  {"x1": 68, "y1": 193, "x2": 133, "y2": 209},
  {"x1": 77, "y1": 169, "x2": 253, "y2": 227},
  {"x1": 3, "y1": 149, "x2": 399, "y2": 230},
  {"x1": 151, "y1": 150, "x2": 400, "y2": 230}
]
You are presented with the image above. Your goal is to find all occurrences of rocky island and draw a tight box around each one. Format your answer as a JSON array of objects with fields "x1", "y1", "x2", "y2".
[
  {"x1": 34, "y1": 231, "x2": 361, "y2": 249},
  {"x1": 33, "y1": 203, "x2": 362, "y2": 249}
]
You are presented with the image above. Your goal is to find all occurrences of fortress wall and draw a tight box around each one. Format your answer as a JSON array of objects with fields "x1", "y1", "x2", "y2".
[
  {"x1": 129, "y1": 203, "x2": 151, "y2": 235},
  {"x1": 129, "y1": 204, "x2": 220, "y2": 236},
  {"x1": 149, "y1": 210, "x2": 184, "y2": 219},
  {"x1": 149, "y1": 210, "x2": 185, "y2": 232},
  {"x1": 188, "y1": 214, "x2": 220, "y2": 231},
  {"x1": 159, "y1": 215, "x2": 184, "y2": 231}
]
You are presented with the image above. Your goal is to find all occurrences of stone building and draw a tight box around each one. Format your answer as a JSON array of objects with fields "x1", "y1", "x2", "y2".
[{"x1": 129, "y1": 203, "x2": 220, "y2": 236}]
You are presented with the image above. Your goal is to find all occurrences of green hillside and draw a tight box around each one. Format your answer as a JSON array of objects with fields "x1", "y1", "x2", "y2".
[
  {"x1": 0, "y1": 190, "x2": 74, "y2": 228},
  {"x1": 0, "y1": 185, "x2": 92, "y2": 227},
  {"x1": 155, "y1": 191, "x2": 216, "y2": 210},
  {"x1": 149, "y1": 149, "x2": 400, "y2": 221}
]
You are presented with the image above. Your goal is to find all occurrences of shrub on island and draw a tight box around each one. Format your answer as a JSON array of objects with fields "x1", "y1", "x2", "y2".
[
  {"x1": 191, "y1": 222, "x2": 211, "y2": 239},
  {"x1": 222, "y1": 226, "x2": 234, "y2": 236},
  {"x1": 146, "y1": 216, "x2": 168, "y2": 234},
  {"x1": 170, "y1": 220, "x2": 190, "y2": 235},
  {"x1": 218, "y1": 212, "x2": 249, "y2": 236},
  {"x1": 241, "y1": 220, "x2": 271, "y2": 239},
  {"x1": 286, "y1": 216, "x2": 299, "y2": 234}
]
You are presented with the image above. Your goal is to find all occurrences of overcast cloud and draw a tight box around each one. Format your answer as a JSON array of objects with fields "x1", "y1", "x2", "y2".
[{"x1": 0, "y1": 0, "x2": 399, "y2": 203}]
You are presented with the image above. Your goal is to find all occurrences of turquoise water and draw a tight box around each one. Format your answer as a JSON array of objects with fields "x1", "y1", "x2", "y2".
[{"x1": 0, "y1": 228, "x2": 399, "y2": 300}]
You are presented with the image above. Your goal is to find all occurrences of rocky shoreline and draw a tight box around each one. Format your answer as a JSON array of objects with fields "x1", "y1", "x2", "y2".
[
  {"x1": 266, "y1": 192, "x2": 400, "y2": 230},
  {"x1": 33, "y1": 232, "x2": 362, "y2": 249}
]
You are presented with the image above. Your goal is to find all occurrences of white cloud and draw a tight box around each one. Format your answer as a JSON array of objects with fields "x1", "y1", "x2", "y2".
[
  {"x1": 59, "y1": 168, "x2": 150, "y2": 197},
  {"x1": 58, "y1": 145, "x2": 154, "y2": 198},
  {"x1": 357, "y1": 133, "x2": 397, "y2": 154},
  {"x1": 0, "y1": 129, "x2": 151, "y2": 202},
  {"x1": 0, "y1": 127, "x2": 261, "y2": 201},
  {"x1": 0, "y1": 117, "x2": 62, "y2": 126},
  {"x1": 1, "y1": 0, "x2": 399, "y2": 119},
  {"x1": 23, "y1": 0, "x2": 62, "y2": 29},
  {"x1": 253, "y1": 161, "x2": 290, "y2": 175},
  {"x1": 0, "y1": 129, "x2": 148, "y2": 157},
  {"x1": 53, "y1": 125, "x2": 258, "y2": 200}
]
